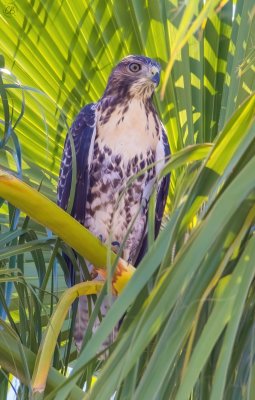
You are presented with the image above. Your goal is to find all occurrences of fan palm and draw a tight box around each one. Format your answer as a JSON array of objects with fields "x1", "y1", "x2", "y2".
[{"x1": 0, "y1": 1, "x2": 255, "y2": 399}]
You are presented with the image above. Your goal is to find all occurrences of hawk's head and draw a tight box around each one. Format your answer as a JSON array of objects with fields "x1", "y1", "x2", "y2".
[{"x1": 104, "y1": 55, "x2": 161, "y2": 100}]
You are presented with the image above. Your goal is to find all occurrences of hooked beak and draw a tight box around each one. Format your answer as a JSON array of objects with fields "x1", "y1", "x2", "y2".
[
  {"x1": 150, "y1": 66, "x2": 160, "y2": 87},
  {"x1": 151, "y1": 72, "x2": 160, "y2": 86}
]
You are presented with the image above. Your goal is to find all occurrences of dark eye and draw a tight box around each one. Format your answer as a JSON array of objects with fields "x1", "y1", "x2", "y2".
[{"x1": 129, "y1": 63, "x2": 141, "y2": 72}]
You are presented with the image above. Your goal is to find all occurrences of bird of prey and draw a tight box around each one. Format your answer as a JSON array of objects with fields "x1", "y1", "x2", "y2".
[{"x1": 58, "y1": 55, "x2": 170, "y2": 351}]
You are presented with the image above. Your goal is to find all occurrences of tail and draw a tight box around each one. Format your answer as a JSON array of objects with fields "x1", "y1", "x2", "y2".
[
  {"x1": 62, "y1": 257, "x2": 118, "y2": 353},
  {"x1": 74, "y1": 294, "x2": 118, "y2": 353}
]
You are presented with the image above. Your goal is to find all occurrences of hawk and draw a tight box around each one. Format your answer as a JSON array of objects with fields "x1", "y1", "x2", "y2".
[{"x1": 58, "y1": 55, "x2": 170, "y2": 350}]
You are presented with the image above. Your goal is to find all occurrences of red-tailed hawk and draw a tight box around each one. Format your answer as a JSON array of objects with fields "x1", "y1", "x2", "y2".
[{"x1": 58, "y1": 55, "x2": 170, "y2": 351}]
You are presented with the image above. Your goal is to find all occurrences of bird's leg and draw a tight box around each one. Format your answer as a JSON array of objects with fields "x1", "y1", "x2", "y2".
[
  {"x1": 90, "y1": 268, "x2": 98, "y2": 279},
  {"x1": 92, "y1": 240, "x2": 121, "y2": 295},
  {"x1": 91, "y1": 236, "x2": 121, "y2": 278}
]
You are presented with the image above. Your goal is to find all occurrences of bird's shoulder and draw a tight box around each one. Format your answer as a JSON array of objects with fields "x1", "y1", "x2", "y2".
[
  {"x1": 57, "y1": 102, "x2": 98, "y2": 210},
  {"x1": 71, "y1": 102, "x2": 97, "y2": 135}
]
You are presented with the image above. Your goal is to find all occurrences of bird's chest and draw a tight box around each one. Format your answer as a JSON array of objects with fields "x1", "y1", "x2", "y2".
[
  {"x1": 96, "y1": 99, "x2": 160, "y2": 159},
  {"x1": 90, "y1": 99, "x2": 159, "y2": 203},
  {"x1": 85, "y1": 100, "x2": 159, "y2": 239}
]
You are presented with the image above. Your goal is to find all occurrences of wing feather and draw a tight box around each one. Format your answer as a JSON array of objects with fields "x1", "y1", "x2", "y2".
[
  {"x1": 57, "y1": 103, "x2": 97, "y2": 222},
  {"x1": 57, "y1": 103, "x2": 97, "y2": 284},
  {"x1": 155, "y1": 127, "x2": 170, "y2": 237}
]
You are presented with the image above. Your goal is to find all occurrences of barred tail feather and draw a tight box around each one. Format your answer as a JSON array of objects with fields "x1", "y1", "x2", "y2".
[
  {"x1": 74, "y1": 294, "x2": 118, "y2": 353},
  {"x1": 74, "y1": 295, "x2": 90, "y2": 352}
]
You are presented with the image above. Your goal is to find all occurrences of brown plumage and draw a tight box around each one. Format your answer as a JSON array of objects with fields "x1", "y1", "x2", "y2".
[{"x1": 58, "y1": 55, "x2": 170, "y2": 352}]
